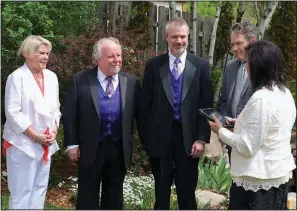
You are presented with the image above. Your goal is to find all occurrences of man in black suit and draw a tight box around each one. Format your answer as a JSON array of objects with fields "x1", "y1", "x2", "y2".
[
  {"x1": 218, "y1": 22, "x2": 258, "y2": 162},
  {"x1": 63, "y1": 37, "x2": 141, "y2": 210},
  {"x1": 139, "y1": 17, "x2": 213, "y2": 210}
]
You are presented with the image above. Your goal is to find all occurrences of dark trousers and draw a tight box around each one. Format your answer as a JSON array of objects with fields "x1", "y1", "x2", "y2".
[
  {"x1": 150, "y1": 120, "x2": 198, "y2": 210},
  {"x1": 76, "y1": 136, "x2": 126, "y2": 210},
  {"x1": 229, "y1": 182, "x2": 289, "y2": 210}
]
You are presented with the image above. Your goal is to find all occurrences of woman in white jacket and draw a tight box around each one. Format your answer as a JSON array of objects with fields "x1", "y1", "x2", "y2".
[
  {"x1": 209, "y1": 40, "x2": 296, "y2": 209},
  {"x1": 3, "y1": 35, "x2": 61, "y2": 209}
]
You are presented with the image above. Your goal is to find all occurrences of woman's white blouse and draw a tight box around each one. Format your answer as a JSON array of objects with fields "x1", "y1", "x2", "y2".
[{"x1": 219, "y1": 86, "x2": 296, "y2": 192}]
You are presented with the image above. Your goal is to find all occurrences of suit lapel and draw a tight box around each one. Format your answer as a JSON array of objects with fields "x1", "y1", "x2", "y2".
[
  {"x1": 88, "y1": 68, "x2": 101, "y2": 118},
  {"x1": 240, "y1": 79, "x2": 251, "y2": 98},
  {"x1": 119, "y1": 73, "x2": 127, "y2": 113},
  {"x1": 227, "y1": 60, "x2": 241, "y2": 107},
  {"x1": 159, "y1": 60, "x2": 173, "y2": 107},
  {"x1": 181, "y1": 58, "x2": 196, "y2": 102}
]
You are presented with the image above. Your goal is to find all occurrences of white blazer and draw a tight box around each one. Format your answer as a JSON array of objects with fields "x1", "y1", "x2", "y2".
[
  {"x1": 3, "y1": 63, "x2": 61, "y2": 160},
  {"x1": 219, "y1": 86, "x2": 296, "y2": 179}
]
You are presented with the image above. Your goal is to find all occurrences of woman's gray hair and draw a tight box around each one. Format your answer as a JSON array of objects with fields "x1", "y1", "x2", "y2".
[
  {"x1": 165, "y1": 17, "x2": 189, "y2": 35},
  {"x1": 92, "y1": 37, "x2": 121, "y2": 65},
  {"x1": 17, "y1": 35, "x2": 52, "y2": 58}
]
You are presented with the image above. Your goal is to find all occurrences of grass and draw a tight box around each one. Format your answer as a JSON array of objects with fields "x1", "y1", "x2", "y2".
[{"x1": 1, "y1": 194, "x2": 61, "y2": 209}]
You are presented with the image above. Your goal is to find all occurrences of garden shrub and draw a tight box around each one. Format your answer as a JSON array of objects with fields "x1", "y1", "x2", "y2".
[{"x1": 197, "y1": 156, "x2": 232, "y2": 194}]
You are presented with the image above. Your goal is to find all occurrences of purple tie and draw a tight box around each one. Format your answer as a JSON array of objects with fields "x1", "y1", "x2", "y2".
[
  {"x1": 106, "y1": 76, "x2": 114, "y2": 97},
  {"x1": 172, "y1": 58, "x2": 181, "y2": 79}
]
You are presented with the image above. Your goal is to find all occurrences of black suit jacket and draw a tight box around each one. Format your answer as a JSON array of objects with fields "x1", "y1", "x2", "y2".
[
  {"x1": 63, "y1": 67, "x2": 141, "y2": 168},
  {"x1": 139, "y1": 53, "x2": 213, "y2": 158}
]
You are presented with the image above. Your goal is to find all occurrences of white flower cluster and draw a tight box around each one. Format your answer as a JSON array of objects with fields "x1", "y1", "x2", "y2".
[
  {"x1": 66, "y1": 176, "x2": 79, "y2": 196},
  {"x1": 58, "y1": 181, "x2": 65, "y2": 187},
  {"x1": 68, "y1": 176, "x2": 78, "y2": 182},
  {"x1": 2, "y1": 171, "x2": 7, "y2": 177},
  {"x1": 58, "y1": 176, "x2": 78, "y2": 189},
  {"x1": 123, "y1": 174, "x2": 155, "y2": 206},
  {"x1": 64, "y1": 172, "x2": 156, "y2": 206}
]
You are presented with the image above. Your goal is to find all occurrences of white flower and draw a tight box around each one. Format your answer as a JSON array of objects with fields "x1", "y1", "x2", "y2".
[
  {"x1": 71, "y1": 177, "x2": 78, "y2": 182},
  {"x1": 2, "y1": 171, "x2": 7, "y2": 177},
  {"x1": 58, "y1": 182, "x2": 63, "y2": 187}
]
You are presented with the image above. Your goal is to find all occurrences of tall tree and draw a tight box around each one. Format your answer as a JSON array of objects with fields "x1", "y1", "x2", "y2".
[
  {"x1": 213, "y1": 2, "x2": 235, "y2": 103},
  {"x1": 208, "y1": 2, "x2": 221, "y2": 66},
  {"x1": 197, "y1": 1, "x2": 217, "y2": 18},
  {"x1": 256, "y1": 1, "x2": 278, "y2": 40},
  {"x1": 190, "y1": 1, "x2": 197, "y2": 54},
  {"x1": 169, "y1": 1, "x2": 177, "y2": 18},
  {"x1": 267, "y1": 1, "x2": 296, "y2": 79},
  {"x1": 236, "y1": 2, "x2": 245, "y2": 23},
  {"x1": 110, "y1": 2, "x2": 117, "y2": 36},
  {"x1": 213, "y1": 1, "x2": 235, "y2": 66},
  {"x1": 128, "y1": 2, "x2": 151, "y2": 49}
]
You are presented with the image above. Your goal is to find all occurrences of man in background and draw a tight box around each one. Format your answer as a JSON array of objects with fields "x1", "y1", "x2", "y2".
[{"x1": 218, "y1": 21, "x2": 259, "y2": 162}]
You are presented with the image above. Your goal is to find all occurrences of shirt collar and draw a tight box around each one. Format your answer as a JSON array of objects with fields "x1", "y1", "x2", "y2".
[
  {"x1": 97, "y1": 67, "x2": 119, "y2": 83},
  {"x1": 168, "y1": 50, "x2": 187, "y2": 65}
]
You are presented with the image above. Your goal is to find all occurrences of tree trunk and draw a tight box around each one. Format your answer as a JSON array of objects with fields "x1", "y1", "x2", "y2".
[
  {"x1": 208, "y1": 3, "x2": 221, "y2": 66},
  {"x1": 110, "y1": 2, "x2": 117, "y2": 36},
  {"x1": 236, "y1": 2, "x2": 245, "y2": 23},
  {"x1": 169, "y1": 1, "x2": 177, "y2": 18},
  {"x1": 253, "y1": 2, "x2": 261, "y2": 21},
  {"x1": 98, "y1": 2, "x2": 108, "y2": 33},
  {"x1": 257, "y1": 1, "x2": 278, "y2": 40},
  {"x1": 190, "y1": 2, "x2": 197, "y2": 54}
]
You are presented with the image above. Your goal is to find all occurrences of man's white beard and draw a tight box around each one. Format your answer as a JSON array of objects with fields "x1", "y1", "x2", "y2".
[{"x1": 111, "y1": 66, "x2": 121, "y2": 74}]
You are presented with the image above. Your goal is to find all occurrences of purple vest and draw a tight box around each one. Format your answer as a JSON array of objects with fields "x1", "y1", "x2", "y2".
[
  {"x1": 98, "y1": 85, "x2": 121, "y2": 141},
  {"x1": 171, "y1": 71, "x2": 184, "y2": 121}
]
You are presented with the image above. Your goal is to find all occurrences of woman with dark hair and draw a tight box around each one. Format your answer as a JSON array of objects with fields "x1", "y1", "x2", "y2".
[{"x1": 209, "y1": 40, "x2": 296, "y2": 209}]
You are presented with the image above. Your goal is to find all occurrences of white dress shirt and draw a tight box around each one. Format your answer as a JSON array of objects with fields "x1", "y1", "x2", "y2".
[
  {"x1": 66, "y1": 68, "x2": 119, "y2": 151},
  {"x1": 219, "y1": 85, "x2": 296, "y2": 191},
  {"x1": 97, "y1": 68, "x2": 119, "y2": 97},
  {"x1": 168, "y1": 50, "x2": 187, "y2": 75}
]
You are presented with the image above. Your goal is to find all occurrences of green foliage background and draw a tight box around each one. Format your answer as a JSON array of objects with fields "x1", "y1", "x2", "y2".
[
  {"x1": 197, "y1": 2, "x2": 217, "y2": 18},
  {"x1": 267, "y1": 2, "x2": 296, "y2": 104},
  {"x1": 1, "y1": 1, "x2": 100, "y2": 75},
  {"x1": 267, "y1": 2, "x2": 296, "y2": 79},
  {"x1": 213, "y1": 2, "x2": 235, "y2": 66}
]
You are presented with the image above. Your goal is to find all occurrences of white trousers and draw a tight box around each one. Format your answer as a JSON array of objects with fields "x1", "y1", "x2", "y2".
[{"x1": 6, "y1": 146, "x2": 51, "y2": 209}]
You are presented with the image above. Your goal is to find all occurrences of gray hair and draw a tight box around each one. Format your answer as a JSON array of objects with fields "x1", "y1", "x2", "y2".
[
  {"x1": 17, "y1": 35, "x2": 52, "y2": 58},
  {"x1": 92, "y1": 37, "x2": 121, "y2": 65},
  {"x1": 165, "y1": 17, "x2": 189, "y2": 35},
  {"x1": 230, "y1": 21, "x2": 259, "y2": 41}
]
